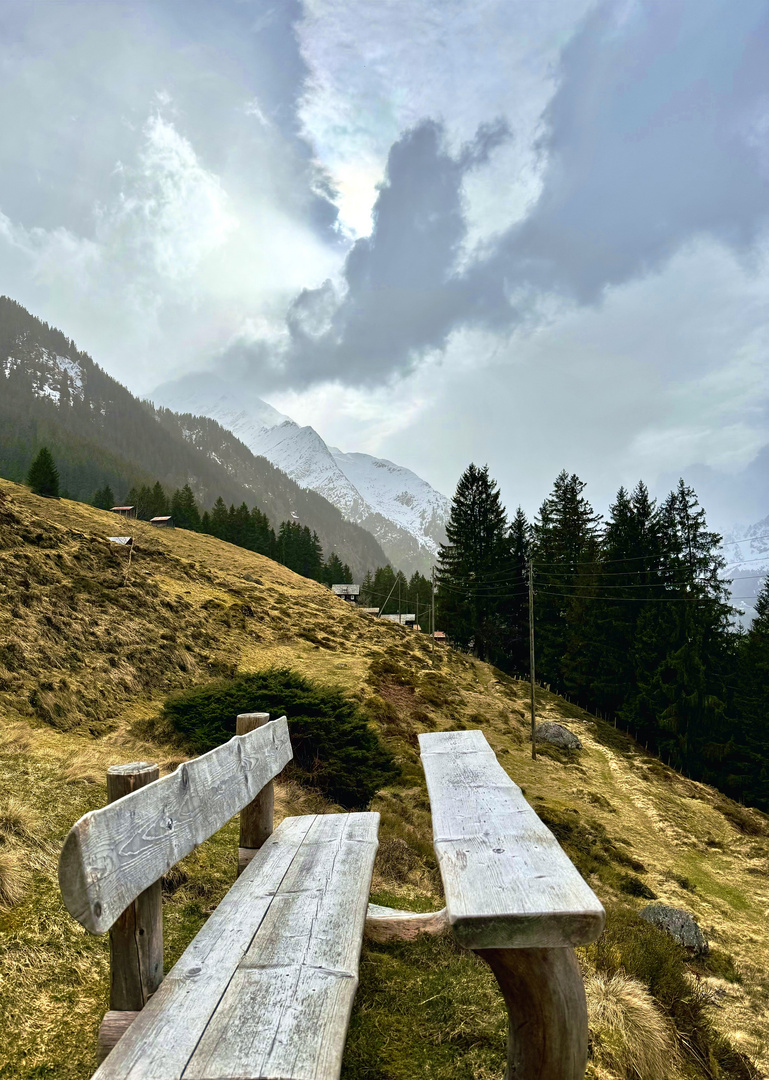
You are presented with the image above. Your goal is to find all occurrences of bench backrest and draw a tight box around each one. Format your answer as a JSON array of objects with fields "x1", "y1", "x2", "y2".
[
  {"x1": 419, "y1": 728, "x2": 605, "y2": 950},
  {"x1": 59, "y1": 717, "x2": 292, "y2": 934}
]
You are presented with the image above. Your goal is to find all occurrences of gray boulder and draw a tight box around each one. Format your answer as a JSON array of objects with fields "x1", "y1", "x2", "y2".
[
  {"x1": 640, "y1": 904, "x2": 709, "y2": 957},
  {"x1": 535, "y1": 721, "x2": 582, "y2": 750}
]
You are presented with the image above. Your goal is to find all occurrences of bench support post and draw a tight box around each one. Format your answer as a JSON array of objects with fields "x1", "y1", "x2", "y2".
[
  {"x1": 98, "y1": 762, "x2": 163, "y2": 1061},
  {"x1": 236, "y1": 712, "x2": 273, "y2": 875},
  {"x1": 475, "y1": 946, "x2": 588, "y2": 1080}
]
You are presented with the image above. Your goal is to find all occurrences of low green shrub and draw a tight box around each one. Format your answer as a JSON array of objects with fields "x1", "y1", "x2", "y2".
[
  {"x1": 618, "y1": 872, "x2": 657, "y2": 899},
  {"x1": 162, "y1": 667, "x2": 399, "y2": 809}
]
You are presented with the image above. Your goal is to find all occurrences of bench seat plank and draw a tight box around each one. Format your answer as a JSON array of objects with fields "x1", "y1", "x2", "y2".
[
  {"x1": 93, "y1": 812, "x2": 378, "y2": 1080},
  {"x1": 60, "y1": 718, "x2": 293, "y2": 934},
  {"x1": 419, "y1": 731, "x2": 605, "y2": 950},
  {"x1": 186, "y1": 813, "x2": 379, "y2": 1080}
]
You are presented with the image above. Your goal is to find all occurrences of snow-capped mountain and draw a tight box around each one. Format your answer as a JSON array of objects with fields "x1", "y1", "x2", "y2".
[
  {"x1": 722, "y1": 516, "x2": 768, "y2": 626},
  {"x1": 151, "y1": 373, "x2": 450, "y2": 575}
]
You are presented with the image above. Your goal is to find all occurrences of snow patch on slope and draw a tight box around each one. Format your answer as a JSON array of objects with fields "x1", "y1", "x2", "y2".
[
  {"x1": 722, "y1": 516, "x2": 768, "y2": 625},
  {"x1": 151, "y1": 372, "x2": 450, "y2": 574}
]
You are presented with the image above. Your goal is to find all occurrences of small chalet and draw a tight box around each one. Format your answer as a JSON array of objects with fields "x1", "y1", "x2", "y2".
[
  {"x1": 150, "y1": 516, "x2": 174, "y2": 528},
  {"x1": 331, "y1": 584, "x2": 360, "y2": 603},
  {"x1": 433, "y1": 630, "x2": 447, "y2": 642},
  {"x1": 111, "y1": 506, "x2": 137, "y2": 519}
]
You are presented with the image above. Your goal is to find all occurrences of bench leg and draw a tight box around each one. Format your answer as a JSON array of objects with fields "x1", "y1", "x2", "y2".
[
  {"x1": 474, "y1": 946, "x2": 588, "y2": 1080},
  {"x1": 97, "y1": 1010, "x2": 140, "y2": 1063}
]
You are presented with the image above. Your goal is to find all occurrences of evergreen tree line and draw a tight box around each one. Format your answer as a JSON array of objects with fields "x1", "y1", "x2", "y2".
[
  {"x1": 95, "y1": 479, "x2": 355, "y2": 587},
  {"x1": 359, "y1": 566, "x2": 433, "y2": 621},
  {"x1": 436, "y1": 464, "x2": 768, "y2": 811}
]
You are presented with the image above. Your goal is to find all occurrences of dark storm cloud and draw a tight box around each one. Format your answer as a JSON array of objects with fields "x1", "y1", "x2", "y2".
[
  {"x1": 254, "y1": 118, "x2": 510, "y2": 385},
  {"x1": 237, "y1": 0, "x2": 768, "y2": 389},
  {"x1": 476, "y1": 0, "x2": 769, "y2": 307}
]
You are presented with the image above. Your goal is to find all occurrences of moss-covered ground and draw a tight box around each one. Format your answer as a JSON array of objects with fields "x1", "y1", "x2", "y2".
[{"x1": 0, "y1": 478, "x2": 766, "y2": 1079}]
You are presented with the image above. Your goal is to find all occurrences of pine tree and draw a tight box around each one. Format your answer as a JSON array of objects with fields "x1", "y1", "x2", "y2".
[
  {"x1": 436, "y1": 463, "x2": 511, "y2": 661},
  {"x1": 92, "y1": 484, "x2": 115, "y2": 510},
  {"x1": 150, "y1": 481, "x2": 170, "y2": 518},
  {"x1": 170, "y1": 484, "x2": 201, "y2": 531},
  {"x1": 27, "y1": 447, "x2": 60, "y2": 497},
  {"x1": 732, "y1": 580, "x2": 769, "y2": 810},
  {"x1": 209, "y1": 498, "x2": 230, "y2": 541},
  {"x1": 531, "y1": 471, "x2": 600, "y2": 689},
  {"x1": 506, "y1": 507, "x2": 531, "y2": 672},
  {"x1": 323, "y1": 552, "x2": 348, "y2": 586}
]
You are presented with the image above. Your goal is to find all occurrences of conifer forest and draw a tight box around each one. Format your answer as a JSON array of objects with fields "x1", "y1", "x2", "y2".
[{"x1": 434, "y1": 464, "x2": 768, "y2": 812}]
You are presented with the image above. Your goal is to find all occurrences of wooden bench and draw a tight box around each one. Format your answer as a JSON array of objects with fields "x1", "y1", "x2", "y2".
[
  {"x1": 366, "y1": 729, "x2": 606, "y2": 1080},
  {"x1": 60, "y1": 718, "x2": 604, "y2": 1079},
  {"x1": 58, "y1": 713, "x2": 379, "y2": 1080}
]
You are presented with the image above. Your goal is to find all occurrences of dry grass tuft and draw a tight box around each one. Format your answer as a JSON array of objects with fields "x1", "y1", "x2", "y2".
[
  {"x1": 586, "y1": 972, "x2": 680, "y2": 1080},
  {"x1": 0, "y1": 796, "x2": 40, "y2": 842},
  {"x1": 0, "y1": 848, "x2": 27, "y2": 908},
  {"x1": 61, "y1": 752, "x2": 107, "y2": 785}
]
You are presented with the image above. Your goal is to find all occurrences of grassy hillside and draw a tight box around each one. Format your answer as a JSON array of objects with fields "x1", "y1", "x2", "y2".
[{"x1": 0, "y1": 477, "x2": 766, "y2": 1080}]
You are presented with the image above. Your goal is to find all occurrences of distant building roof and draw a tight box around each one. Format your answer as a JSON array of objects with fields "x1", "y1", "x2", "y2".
[
  {"x1": 381, "y1": 613, "x2": 416, "y2": 623},
  {"x1": 433, "y1": 630, "x2": 447, "y2": 640},
  {"x1": 107, "y1": 536, "x2": 132, "y2": 545},
  {"x1": 111, "y1": 506, "x2": 134, "y2": 512},
  {"x1": 331, "y1": 584, "x2": 360, "y2": 596},
  {"x1": 150, "y1": 516, "x2": 174, "y2": 526}
]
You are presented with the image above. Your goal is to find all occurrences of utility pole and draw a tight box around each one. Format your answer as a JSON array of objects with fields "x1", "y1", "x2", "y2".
[
  {"x1": 398, "y1": 575, "x2": 401, "y2": 624},
  {"x1": 431, "y1": 566, "x2": 436, "y2": 655},
  {"x1": 529, "y1": 558, "x2": 536, "y2": 761}
]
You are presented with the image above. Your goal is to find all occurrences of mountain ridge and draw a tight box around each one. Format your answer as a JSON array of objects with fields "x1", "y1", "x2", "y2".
[
  {"x1": 0, "y1": 296, "x2": 389, "y2": 579},
  {"x1": 151, "y1": 372, "x2": 450, "y2": 576}
]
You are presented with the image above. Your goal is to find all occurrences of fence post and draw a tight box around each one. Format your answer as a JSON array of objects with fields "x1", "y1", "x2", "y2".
[
  {"x1": 237, "y1": 712, "x2": 273, "y2": 876},
  {"x1": 98, "y1": 761, "x2": 162, "y2": 1061}
]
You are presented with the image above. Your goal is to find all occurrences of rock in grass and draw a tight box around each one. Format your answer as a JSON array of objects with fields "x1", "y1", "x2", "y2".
[
  {"x1": 535, "y1": 721, "x2": 582, "y2": 750},
  {"x1": 640, "y1": 904, "x2": 709, "y2": 957}
]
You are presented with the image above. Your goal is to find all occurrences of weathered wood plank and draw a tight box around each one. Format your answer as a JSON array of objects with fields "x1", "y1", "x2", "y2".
[
  {"x1": 106, "y1": 764, "x2": 163, "y2": 1011},
  {"x1": 59, "y1": 718, "x2": 292, "y2": 934},
  {"x1": 365, "y1": 903, "x2": 449, "y2": 942},
  {"x1": 236, "y1": 711, "x2": 273, "y2": 876},
  {"x1": 419, "y1": 730, "x2": 605, "y2": 949},
  {"x1": 184, "y1": 812, "x2": 379, "y2": 1080},
  {"x1": 91, "y1": 815, "x2": 317, "y2": 1080}
]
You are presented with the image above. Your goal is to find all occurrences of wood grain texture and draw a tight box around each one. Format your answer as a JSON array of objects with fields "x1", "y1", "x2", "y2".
[
  {"x1": 185, "y1": 812, "x2": 379, "y2": 1080},
  {"x1": 236, "y1": 712, "x2": 274, "y2": 877},
  {"x1": 91, "y1": 812, "x2": 379, "y2": 1080},
  {"x1": 59, "y1": 717, "x2": 292, "y2": 934},
  {"x1": 106, "y1": 764, "x2": 163, "y2": 1011},
  {"x1": 365, "y1": 903, "x2": 449, "y2": 942},
  {"x1": 476, "y1": 946, "x2": 588, "y2": 1080},
  {"x1": 96, "y1": 1012, "x2": 139, "y2": 1064},
  {"x1": 91, "y1": 815, "x2": 317, "y2": 1079},
  {"x1": 419, "y1": 730, "x2": 605, "y2": 949}
]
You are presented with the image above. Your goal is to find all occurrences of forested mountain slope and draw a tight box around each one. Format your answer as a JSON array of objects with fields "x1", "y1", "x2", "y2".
[
  {"x1": 0, "y1": 478, "x2": 765, "y2": 1080},
  {"x1": 0, "y1": 297, "x2": 388, "y2": 578}
]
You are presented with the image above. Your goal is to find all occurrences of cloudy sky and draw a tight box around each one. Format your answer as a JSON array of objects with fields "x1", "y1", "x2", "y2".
[{"x1": 1, "y1": 0, "x2": 767, "y2": 527}]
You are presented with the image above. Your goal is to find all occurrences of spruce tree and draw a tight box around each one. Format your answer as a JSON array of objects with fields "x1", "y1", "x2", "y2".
[
  {"x1": 209, "y1": 497, "x2": 230, "y2": 541},
  {"x1": 436, "y1": 463, "x2": 511, "y2": 661},
  {"x1": 170, "y1": 484, "x2": 201, "y2": 531},
  {"x1": 531, "y1": 471, "x2": 600, "y2": 689},
  {"x1": 92, "y1": 484, "x2": 115, "y2": 510},
  {"x1": 733, "y1": 580, "x2": 769, "y2": 810},
  {"x1": 506, "y1": 507, "x2": 531, "y2": 673},
  {"x1": 27, "y1": 447, "x2": 60, "y2": 497}
]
